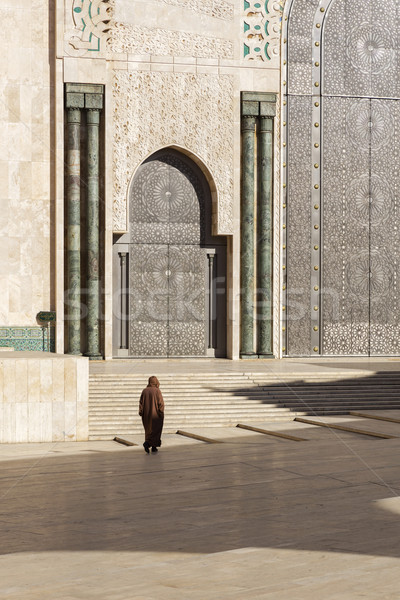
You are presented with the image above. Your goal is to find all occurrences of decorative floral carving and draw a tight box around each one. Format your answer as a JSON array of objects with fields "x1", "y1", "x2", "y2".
[
  {"x1": 64, "y1": 0, "x2": 114, "y2": 56},
  {"x1": 112, "y1": 71, "x2": 234, "y2": 235},
  {"x1": 243, "y1": 0, "x2": 284, "y2": 62},
  {"x1": 346, "y1": 22, "x2": 395, "y2": 76},
  {"x1": 107, "y1": 22, "x2": 233, "y2": 58},
  {"x1": 346, "y1": 98, "x2": 393, "y2": 151},
  {"x1": 151, "y1": 0, "x2": 234, "y2": 21},
  {"x1": 346, "y1": 249, "x2": 392, "y2": 301},
  {"x1": 348, "y1": 175, "x2": 391, "y2": 226}
]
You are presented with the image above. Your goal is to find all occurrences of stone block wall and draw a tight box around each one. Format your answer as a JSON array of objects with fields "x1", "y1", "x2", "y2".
[
  {"x1": 0, "y1": 1, "x2": 55, "y2": 330},
  {"x1": 0, "y1": 353, "x2": 89, "y2": 443}
]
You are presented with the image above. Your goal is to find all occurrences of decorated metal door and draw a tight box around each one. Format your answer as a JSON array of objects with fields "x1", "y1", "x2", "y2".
[
  {"x1": 114, "y1": 149, "x2": 226, "y2": 357},
  {"x1": 283, "y1": 0, "x2": 400, "y2": 356}
]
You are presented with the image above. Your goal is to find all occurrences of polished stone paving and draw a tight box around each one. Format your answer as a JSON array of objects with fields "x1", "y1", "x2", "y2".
[{"x1": 1, "y1": 415, "x2": 400, "y2": 599}]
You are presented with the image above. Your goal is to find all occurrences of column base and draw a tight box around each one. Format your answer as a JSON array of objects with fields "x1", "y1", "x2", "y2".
[
  {"x1": 240, "y1": 352, "x2": 257, "y2": 359},
  {"x1": 116, "y1": 348, "x2": 129, "y2": 357},
  {"x1": 85, "y1": 352, "x2": 103, "y2": 360},
  {"x1": 258, "y1": 353, "x2": 275, "y2": 359}
]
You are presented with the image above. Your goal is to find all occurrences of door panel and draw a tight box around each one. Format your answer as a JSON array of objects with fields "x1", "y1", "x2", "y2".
[
  {"x1": 129, "y1": 244, "x2": 169, "y2": 357},
  {"x1": 370, "y1": 99, "x2": 400, "y2": 354},
  {"x1": 167, "y1": 245, "x2": 206, "y2": 356},
  {"x1": 286, "y1": 95, "x2": 312, "y2": 355},
  {"x1": 322, "y1": 97, "x2": 371, "y2": 355}
]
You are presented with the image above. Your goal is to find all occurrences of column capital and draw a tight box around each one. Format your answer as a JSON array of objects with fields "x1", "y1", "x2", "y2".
[
  {"x1": 67, "y1": 107, "x2": 82, "y2": 124},
  {"x1": 241, "y1": 115, "x2": 257, "y2": 132},
  {"x1": 259, "y1": 115, "x2": 274, "y2": 133},
  {"x1": 86, "y1": 108, "x2": 101, "y2": 125}
]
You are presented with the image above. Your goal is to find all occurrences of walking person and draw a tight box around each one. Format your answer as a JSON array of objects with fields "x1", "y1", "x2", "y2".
[{"x1": 139, "y1": 376, "x2": 164, "y2": 453}]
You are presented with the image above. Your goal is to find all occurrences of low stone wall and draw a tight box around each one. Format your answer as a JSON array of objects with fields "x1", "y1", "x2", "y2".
[{"x1": 0, "y1": 353, "x2": 89, "y2": 443}]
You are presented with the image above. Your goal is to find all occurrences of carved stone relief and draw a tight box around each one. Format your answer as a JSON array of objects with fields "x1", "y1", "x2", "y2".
[
  {"x1": 112, "y1": 70, "x2": 234, "y2": 235},
  {"x1": 64, "y1": 0, "x2": 114, "y2": 57},
  {"x1": 243, "y1": 0, "x2": 284, "y2": 63},
  {"x1": 138, "y1": 0, "x2": 234, "y2": 21},
  {"x1": 107, "y1": 23, "x2": 233, "y2": 58}
]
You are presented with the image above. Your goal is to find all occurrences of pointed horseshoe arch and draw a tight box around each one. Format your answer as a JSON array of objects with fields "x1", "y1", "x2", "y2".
[{"x1": 113, "y1": 148, "x2": 227, "y2": 357}]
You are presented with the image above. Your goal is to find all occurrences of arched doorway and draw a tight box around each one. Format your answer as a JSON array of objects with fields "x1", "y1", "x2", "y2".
[
  {"x1": 113, "y1": 149, "x2": 227, "y2": 357},
  {"x1": 282, "y1": 0, "x2": 400, "y2": 356}
]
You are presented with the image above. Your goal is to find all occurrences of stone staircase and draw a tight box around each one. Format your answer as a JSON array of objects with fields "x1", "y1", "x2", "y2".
[{"x1": 88, "y1": 370, "x2": 400, "y2": 440}]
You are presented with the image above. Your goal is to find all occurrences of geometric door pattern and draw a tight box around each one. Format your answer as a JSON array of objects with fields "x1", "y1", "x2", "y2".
[
  {"x1": 128, "y1": 151, "x2": 207, "y2": 357},
  {"x1": 283, "y1": 0, "x2": 400, "y2": 356},
  {"x1": 323, "y1": 98, "x2": 400, "y2": 355}
]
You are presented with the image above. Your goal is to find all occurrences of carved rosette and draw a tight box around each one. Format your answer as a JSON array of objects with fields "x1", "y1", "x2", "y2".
[
  {"x1": 64, "y1": 0, "x2": 114, "y2": 57},
  {"x1": 243, "y1": 0, "x2": 284, "y2": 63},
  {"x1": 112, "y1": 71, "x2": 234, "y2": 235}
]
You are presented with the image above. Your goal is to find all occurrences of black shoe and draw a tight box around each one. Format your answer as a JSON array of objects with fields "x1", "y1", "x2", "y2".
[
  {"x1": 151, "y1": 447, "x2": 158, "y2": 453},
  {"x1": 143, "y1": 442, "x2": 150, "y2": 454}
]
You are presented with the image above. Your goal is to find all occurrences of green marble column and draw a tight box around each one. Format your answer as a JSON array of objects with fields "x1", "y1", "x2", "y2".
[
  {"x1": 66, "y1": 107, "x2": 82, "y2": 355},
  {"x1": 85, "y1": 108, "x2": 102, "y2": 359},
  {"x1": 257, "y1": 115, "x2": 274, "y2": 357},
  {"x1": 240, "y1": 115, "x2": 257, "y2": 358}
]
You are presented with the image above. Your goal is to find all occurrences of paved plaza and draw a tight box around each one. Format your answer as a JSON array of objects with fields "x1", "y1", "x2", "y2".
[{"x1": 1, "y1": 409, "x2": 400, "y2": 599}]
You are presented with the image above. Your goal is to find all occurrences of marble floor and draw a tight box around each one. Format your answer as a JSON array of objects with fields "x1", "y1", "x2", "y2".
[{"x1": 1, "y1": 416, "x2": 400, "y2": 599}]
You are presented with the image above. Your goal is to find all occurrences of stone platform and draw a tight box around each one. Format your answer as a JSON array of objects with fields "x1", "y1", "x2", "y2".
[{"x1": 0, "y1": 352, "x2": 89, "y2": 443}]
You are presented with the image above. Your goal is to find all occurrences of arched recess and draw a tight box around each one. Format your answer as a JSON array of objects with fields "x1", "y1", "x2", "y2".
[
  {"x1": 112, "y1": 147, "x2": 227, "y2": 358},
  {"x1": 282, "y1": 0, "x2": 400, "y2": 356}
]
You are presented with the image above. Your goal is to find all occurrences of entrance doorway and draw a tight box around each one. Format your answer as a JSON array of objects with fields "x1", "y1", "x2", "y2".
[{"x1": 113, "y1": 149, "x2": 227, "y2": 357}]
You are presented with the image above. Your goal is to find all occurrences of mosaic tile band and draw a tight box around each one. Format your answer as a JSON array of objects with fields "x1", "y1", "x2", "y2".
[{"x1": 0, "y1": 327, "x2": 55, "y2": 352}]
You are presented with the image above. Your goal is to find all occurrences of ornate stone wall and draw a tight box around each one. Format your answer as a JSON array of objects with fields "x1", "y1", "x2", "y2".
[
  {"x1": 107, "y1": 0, "x2": 234, "y2": 58},
  {"x1": 112, "y1": 71, "x2": 234, "y2": 235},
  {"x1": 107, "y1": 24, "x2": 234, "y2": 58},
  {"x1": 64, "y1": 0, "x2": 114, "y2": 56}
]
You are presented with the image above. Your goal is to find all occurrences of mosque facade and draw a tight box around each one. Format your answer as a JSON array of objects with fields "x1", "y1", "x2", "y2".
[{"x1": 1, "y1": 0, "x2": 398, "y2": 361}]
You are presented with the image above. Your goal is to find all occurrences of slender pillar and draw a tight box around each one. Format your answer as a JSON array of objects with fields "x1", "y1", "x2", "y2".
[
  {"x1": 85, "y1": 108, "x2": 102, "y2": 359},
  {"x1": 208, "y1": 253, "x2": 215, "y2": 349},
  {"x1": 240, "y1": 115, "x2": 257, "y2": 358},
  {"x1": 120, "y1": 252, "x2": 128, "y2": 350},
  {"x1": 257, "y1": 115, "x2": 275, "y2": 357},
  {"x1": 66, "y1": 107, "x2": 82, "y2": 355}
]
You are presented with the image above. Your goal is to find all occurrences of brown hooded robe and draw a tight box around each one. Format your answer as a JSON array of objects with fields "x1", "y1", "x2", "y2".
[{"x1": 139, "y1": 376, "x2": 164, "y2": 447}]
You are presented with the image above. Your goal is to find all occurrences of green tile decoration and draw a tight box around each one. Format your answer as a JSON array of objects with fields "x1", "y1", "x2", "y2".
[{"x1": 0, "y1": 327, "x2": 55, "y2": 352}]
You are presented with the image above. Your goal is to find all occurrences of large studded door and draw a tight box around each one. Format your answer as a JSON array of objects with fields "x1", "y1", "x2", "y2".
[
  {"x1": 127, "y1": 151, "x2": 215, "y2": 357},
  {"x1": 283, "y1": 0, "x2": 400, "y2": 356}
]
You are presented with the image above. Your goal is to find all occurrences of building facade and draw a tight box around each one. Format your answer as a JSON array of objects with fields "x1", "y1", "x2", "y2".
[{"x1": 1, "y1": 0, "x2": 398, "y2": 360}]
